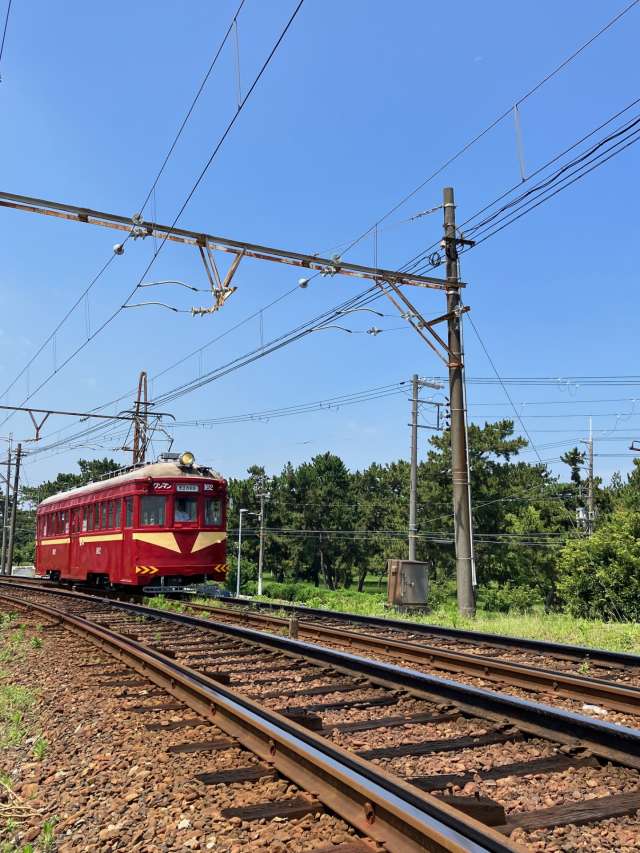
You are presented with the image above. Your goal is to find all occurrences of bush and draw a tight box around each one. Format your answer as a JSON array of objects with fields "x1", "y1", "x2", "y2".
[
  {"x1": 261, "y1": 582, "x2": 300, "y2": 602},
  {"x1": 556, "y1": 509, "x2": 640, "y2": 621},
  {"x1": 478, "y1": 581, "x2": 542, "y2": 614},
  {"x1": 224, "y1": 558, "x2": 257, "y2": 593},
  {"x1": 427, "y1": 579, "x2": 456, "y2": 611}
]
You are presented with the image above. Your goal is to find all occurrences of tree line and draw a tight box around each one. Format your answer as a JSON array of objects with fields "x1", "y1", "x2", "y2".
[{"x1": 8, "y1": 421, "x2": 640, "y2": 620}]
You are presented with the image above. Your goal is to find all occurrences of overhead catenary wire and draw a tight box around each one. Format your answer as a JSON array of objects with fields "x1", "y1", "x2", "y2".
[
  {"x1": 330, "y1": 0, "x2": 640, "y2": 261},
  {"x1": 0, "y1": 1, "x2": 248, "y2": 407},
  {"x1": 137, "y1": 0, "x2": 247, "y2": 217},
  {"x1": 0, "y1": 0, "x2": 306, "y2": 423},
  {"x1": 0, "y1": 0, "x2": 12, "y2": 73},
  {"x1": 5, "y1": 6, "x2": 635, "y2": 452},
  {"x1": 173, "y1": 381, "x2": 409, "y2": 427},
  {"x1": 403, "y1": 97, "x2": 640, "y2": 277}
]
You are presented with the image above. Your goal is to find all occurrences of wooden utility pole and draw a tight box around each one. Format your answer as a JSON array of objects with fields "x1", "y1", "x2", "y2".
[
  {"x1": 6, "y1": 442, "x2": 22, "y2": 576},
  {"x1": 443, "y1": 188, "x2": 476, "y2": 617},
  {"x1": 1, "y1": 444, "x2": 11, "y2": 575}
]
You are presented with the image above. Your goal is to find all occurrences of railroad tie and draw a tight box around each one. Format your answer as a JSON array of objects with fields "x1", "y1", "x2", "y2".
[
  {"x1": 309, "y1": 844, "x2": 377, "y2": 853},
  {"x1": 256, "y1": 681, "x2": 360, "y2": 701},
  {"x1": 434, "y1": 794, "x2": 506, "y2": 827},
  {"x1": 199, "y1": 669, "x2": 232, "y2": 685},
  {"x1": 146, "y1": 718, "x2": 209, "y2": 732},
  {"x1": 358, "y1": 729, "x2": 523, "y2": 761},
  {"x1": 280, "y1": 694, "x2": 397, "y2": 714},
  {"x1": 167, "y1": 739, "x2": 236, "y2": 754},
  {"x1": 495, "y1": 789, "x2": 640, "y2": 834},
  {"x1": 323, "y1": 710, "x2": 458, "y2": 734},
  {"x1": 221, "y1": 796, "x2": 324, "y2": 822},
  {"x1": 195, "y1": 765, "x2": 277, "y2": 785},
  {"x1": 281, "y1": 709, "x2": 324, "y2": 731},
  {"x1": 97, "y1": 678, "x2": 150, "y2": 688},
  {"x1": 128, "y1": 702, "x2": 184, "y2": 713},
  {"x1": 409, "y1": 751, "x2": 600, "y2": 792}
]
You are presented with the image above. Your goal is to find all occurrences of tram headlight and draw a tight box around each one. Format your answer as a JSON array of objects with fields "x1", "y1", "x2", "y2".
[{"x1": 179, "y1": 450, "x2": 195, "y2": 468}]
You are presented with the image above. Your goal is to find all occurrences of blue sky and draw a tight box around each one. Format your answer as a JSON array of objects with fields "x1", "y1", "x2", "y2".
[{"x1": 0, "y1": 0, "x2": 639, "y2": 492}]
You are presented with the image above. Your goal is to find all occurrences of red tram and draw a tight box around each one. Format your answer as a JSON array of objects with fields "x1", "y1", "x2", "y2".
[{"x1": 35, "y1": 452, "x2": 227, "y2": 587}]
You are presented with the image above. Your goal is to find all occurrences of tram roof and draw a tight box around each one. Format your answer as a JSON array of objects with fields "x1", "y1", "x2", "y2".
[{"x1": 39, "y1": 461, "x2": 224, "y2": 507}]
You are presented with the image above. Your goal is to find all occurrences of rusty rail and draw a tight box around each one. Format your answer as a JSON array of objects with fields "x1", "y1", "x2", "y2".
[
  {"x1": 216, "y1": 596, "x2": 640, "y2": 670},
  {"x1": 0, "y1": 588, "x2": 521, "y2": 853},
  {"x1": 187, "y1": 602, "x2": 640, "y2": 716},
  {"x1": 3, "y1": 581, "x2": 640, "y2": 771}
]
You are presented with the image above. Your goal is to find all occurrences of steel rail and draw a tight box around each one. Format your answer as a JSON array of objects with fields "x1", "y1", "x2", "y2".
[
  {"x1": 3, "y1": 582, "x2": 640, "y2": 771},
  {"x1": 219, "y1": 596, "x2": 640, "y2": 670},
  {"x1": 0, "y1": 589, "x2": 520, "y2": 853},
  {"x1": 185, "y1": 602, "x2": 640, "y2": 716}
]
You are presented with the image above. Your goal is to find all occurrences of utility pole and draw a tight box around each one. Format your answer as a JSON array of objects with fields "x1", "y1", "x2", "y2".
[
  {"x1": 1, "y1": 444, "x2": 11, "y2": 575},
  {"x1": 6, "y1": 442, "x2": 22, "y2": 576},
  {"x1": 132, "y1": 370, "x2": 149, "y2": 465},
  {"x1": 443, "y1": 187, "x2": 476, "y2": 617},
  {"x1": 588, "y1": 418, "x2": 594, "y2": 536},
  {"x1": 409, "y1": 374, "x2": 419, "y2": 561},
  {"x1": 581, "y1": 418, "x2": 594, "y2": 536},
  {"x1": 256, "y1": 481, "x2": 270, "y2": 596},
  {"x1": 236, "y1": 508, "x2": 248, "y2": 597},
  {"x1": 408, "y1": 377, "x2": 445, "y2": 561}
]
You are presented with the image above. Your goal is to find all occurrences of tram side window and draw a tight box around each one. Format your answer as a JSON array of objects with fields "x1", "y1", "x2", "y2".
[
  {"x1": 82, "y1": 507, "x2": 88, "y2": 532},
  {"x1": 140, "y1": 496, "x2": 166, "y2": 527},
  {"x1": 125, "y1": 497, "x2": 133, "y2": 528},
  {"x1": 114, "y1": 500, "x2": 122, "y2": 529},
  {"x1": 205, "y1": 499, "x2": 222, "y2": 526},
  {"x1": 101, "y1": 502, "x2": 108, "y2": 529}
]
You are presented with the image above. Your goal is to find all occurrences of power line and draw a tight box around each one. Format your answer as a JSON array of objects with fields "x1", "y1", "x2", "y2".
[
  {"x1": 173, "y1": 381, "x2": 408, "y2": 426},
  {"x1": 466, "y1": 112, "x2": 640, "y2": 245},
  {"x1": 332, "y1": 0, "x2": 640, "y2": 260},
  {"x1": 1, "y1": 0, "x2": 306, "y2": 419},
  {"x1": 406, "y1": 99, "x2": 640, "y2": 276},
  {"x1": 138, "y1": 0, "x2": 247, "y2": 216},
  {"x1": 152, "y1": 285, "x2": 382, "y2": 406},
  {"x1": 465, "y1": 313, "x2": 544, "y2": 465},
  {"x1": 0, "y1": 0, "x2": 12, "y2": 73},
  {"x1": 0, "y1": 254, "x2": 117, "y2": 412},
  {"x1": 1, "y1": 0, "x2": 248, "y2": 410}
]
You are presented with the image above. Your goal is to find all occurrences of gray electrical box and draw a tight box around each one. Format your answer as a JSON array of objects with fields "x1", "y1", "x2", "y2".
[{"x1": 387, "y1": 559, "x2": 429, "y2": 610}]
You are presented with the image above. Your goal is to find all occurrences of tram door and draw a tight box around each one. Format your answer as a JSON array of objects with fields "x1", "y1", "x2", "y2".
[{"x1": 70, "y1": 507, "x2": 84, "y2": 580}]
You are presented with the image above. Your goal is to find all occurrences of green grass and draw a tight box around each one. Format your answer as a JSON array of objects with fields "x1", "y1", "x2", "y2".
[
  {"x1": 0, "y1": 685, "x2": 35, "y2": 748},
  {"x1": 38, "y1": 819, "x2": 57, "y2": 852},
  {"x1": 245, "y1": 581, "x2": 640, "y2": 655},
  {"x1": 143, "y1": 580, "x2": 640, "y2": 654},
  {"x1": 32, "y1": 737, "x2": 47, "y2": 761}
]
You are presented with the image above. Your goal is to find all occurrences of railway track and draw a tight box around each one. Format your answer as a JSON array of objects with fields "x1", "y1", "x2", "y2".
[
  {"x1": 183, "y1": 601, "x2": 640, "y2": 723},
  {"x1": 3, "y1": 581, "x2": 640, "y2": 850},
  {"x1": 216, "y1": 595, "x2": 640, "y2": 674}
]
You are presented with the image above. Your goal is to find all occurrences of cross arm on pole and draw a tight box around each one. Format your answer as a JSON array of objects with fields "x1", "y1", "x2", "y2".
[{"x1": 0, "y1": 190, "x2": 454, "y2": 291}]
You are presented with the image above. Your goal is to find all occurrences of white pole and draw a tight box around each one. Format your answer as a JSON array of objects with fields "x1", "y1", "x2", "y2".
[{"x1": 236, "y1": 509, "x2": 245, "y2": 597}]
